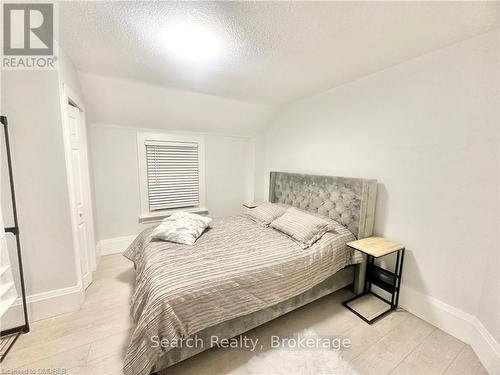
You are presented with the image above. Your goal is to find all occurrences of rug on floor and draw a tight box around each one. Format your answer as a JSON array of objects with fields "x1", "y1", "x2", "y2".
[{"x1": 247, "y1": 329, "x2": 358, "y2": 375}]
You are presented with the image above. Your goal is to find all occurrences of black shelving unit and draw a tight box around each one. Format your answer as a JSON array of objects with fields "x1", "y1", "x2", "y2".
[
  {"x1": 0, "y1": 115, "x2": 30, "y2": 362},
  {"x1": 343, "y1": 245, "x2": 405, "y2": 325}
]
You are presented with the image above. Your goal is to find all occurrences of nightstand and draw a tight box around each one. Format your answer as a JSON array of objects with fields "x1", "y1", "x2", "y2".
[{"x1": 342, "y1": 236, "x2": 405, "y2": 324}]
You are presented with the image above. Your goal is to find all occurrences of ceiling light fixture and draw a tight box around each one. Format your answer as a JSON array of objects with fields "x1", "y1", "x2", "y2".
[{"x1": 165, "y1": 23, "x2": 220, "y2": 63}]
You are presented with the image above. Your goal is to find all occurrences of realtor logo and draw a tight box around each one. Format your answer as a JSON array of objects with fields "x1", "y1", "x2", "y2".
[
  {"x1": 2, "y1": 3, "x2": 57, "y2": 69},
  {"x1": 3, "y1": 3, "x2": 54, "y2": 55}
]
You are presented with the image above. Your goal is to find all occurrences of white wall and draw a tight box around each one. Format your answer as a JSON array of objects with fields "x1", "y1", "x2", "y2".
[
  {"x1": 89, "y1": 125, "x2": 254, "y2": 240},
  {"x1": 79, "y1": 72, "x2": 277, "y2": 136},
  {"x1": 0, "y1": 47, "x2": 92, "y2": 324},
  {"x1": 58, "y1": 47, "x2": 84, "y2": 100},
  {"x1": 1, "y1": 70, "x2": 78, "y2": 295},
  {"x1": 79, "y1": 73, "x2": 273, "y2": 242},
  {"x1": 255, "y1": 31, "x2": 499, "y2": 370}
]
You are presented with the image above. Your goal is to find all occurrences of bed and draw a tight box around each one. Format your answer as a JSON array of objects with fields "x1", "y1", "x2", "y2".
[{"x1": 123, "y1": 172, "x2": 377, "y2": 375}]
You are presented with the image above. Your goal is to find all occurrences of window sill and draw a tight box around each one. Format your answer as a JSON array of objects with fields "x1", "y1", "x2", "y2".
[{"x1": 139, "y1": 207, "x2": 209, "y2": 224}]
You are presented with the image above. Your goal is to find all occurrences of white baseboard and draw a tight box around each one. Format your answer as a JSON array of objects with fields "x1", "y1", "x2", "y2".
[
  {"x1": 2, "y1": 284, "x2": 83, "y2": 326},
  {"x1": 400, "y1": 286, "x2": 500, "y2": 375},
  {"x1": 98, "y1": 234, "x2": 137, "y2": 256},
  {"x1": 399, "y1": 286, "x2": 475, "y2": 343},
  {"x1": 471, "y1": 317, "x2": 500, "y2": 375}
]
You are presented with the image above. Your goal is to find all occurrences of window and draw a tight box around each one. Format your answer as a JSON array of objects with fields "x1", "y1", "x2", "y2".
[{"x1": 137, "y1": 132, "x2": 205, "y2": 221}]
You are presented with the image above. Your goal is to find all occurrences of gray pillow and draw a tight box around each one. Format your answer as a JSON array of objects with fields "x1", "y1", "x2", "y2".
[
  {"x1": 269, "y1": 207, "x2": 337, "y2": 248},
  {"x1": 245, "y1": 203, "x2": 288, "y2": 226}
]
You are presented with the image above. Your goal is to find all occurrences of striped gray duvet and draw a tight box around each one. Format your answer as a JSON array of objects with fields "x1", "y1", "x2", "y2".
[{"x1": 123, "y1": 215, "x2": 360, "y2": 375}]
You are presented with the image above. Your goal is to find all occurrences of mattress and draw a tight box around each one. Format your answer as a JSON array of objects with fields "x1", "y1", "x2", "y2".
[{"x1": 123, "y1": 215, "x2": 360, "y2": 375}]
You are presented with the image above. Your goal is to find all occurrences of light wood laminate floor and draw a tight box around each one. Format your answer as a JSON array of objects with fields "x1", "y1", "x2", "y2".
[{"x1": 2, "y1": 254, "x2": 487, "y2": 375}]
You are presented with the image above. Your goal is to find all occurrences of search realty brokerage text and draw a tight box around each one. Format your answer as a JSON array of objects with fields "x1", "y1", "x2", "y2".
[{"x1": 150, "y1": 334, "x2": 351, "y2": 351}]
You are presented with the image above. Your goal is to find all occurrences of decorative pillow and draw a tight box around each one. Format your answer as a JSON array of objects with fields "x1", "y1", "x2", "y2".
[
  {"x1": 245, "y1": 202, "x2": 288, "y2": 226},
  {"x1": 269, "y1": 207, "x2": 337, "y2": 248},
  {"x1": 151, "y1": 212, "x2": 212, "y2": 245}
]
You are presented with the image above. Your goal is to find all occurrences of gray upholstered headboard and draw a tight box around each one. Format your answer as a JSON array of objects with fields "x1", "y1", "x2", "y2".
[{"x1": 269, "y1": 172, "x2": 377, "y2": 239}]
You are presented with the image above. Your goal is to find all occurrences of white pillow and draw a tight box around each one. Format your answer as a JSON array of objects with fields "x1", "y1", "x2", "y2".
[{"x1": 151, "y1": 212, "x2": 212, "y2": 245}]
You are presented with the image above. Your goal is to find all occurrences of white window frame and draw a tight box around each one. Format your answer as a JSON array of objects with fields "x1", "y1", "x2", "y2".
[{"x1": 137, "y1": 132, "x2": 206, "y2": 223}]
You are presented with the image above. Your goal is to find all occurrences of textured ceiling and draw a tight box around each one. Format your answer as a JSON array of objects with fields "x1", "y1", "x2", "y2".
[{"x1": 59, "y1": 1, "x2": 499, "y2": 105}]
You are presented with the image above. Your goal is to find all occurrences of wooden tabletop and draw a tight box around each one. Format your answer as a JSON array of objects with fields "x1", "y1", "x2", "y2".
[
  {"x1": 347, "y1": 236, "x2": 404, "y2": 257},
  {"x1": 242, "y1": 202, "x2": 258, "y2": 208}
]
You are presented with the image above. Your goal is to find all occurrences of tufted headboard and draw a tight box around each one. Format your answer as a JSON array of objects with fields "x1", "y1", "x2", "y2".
[{"x1": 269, "y1": 172, "x2": 377, "y2": 239}]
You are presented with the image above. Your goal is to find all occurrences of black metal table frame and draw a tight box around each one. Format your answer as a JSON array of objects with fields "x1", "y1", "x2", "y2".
[{"x1": 342, "y1": 247, "x2": 405, "y2": 325}]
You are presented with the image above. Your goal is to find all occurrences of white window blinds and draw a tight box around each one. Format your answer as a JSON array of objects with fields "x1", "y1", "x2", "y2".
[{"x1": 145, "y1": 140, "x2": 200, "y2": 211}]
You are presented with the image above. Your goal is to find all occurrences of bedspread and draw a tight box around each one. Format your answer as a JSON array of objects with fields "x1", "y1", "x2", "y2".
[{"x1": 123, "y1": 215, "x2": 360, "y2": 375}]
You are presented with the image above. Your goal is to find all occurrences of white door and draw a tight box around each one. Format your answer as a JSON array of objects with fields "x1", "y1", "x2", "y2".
[{"x1": 67, "y1": 104, "x2": 92, "y2": 289}]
